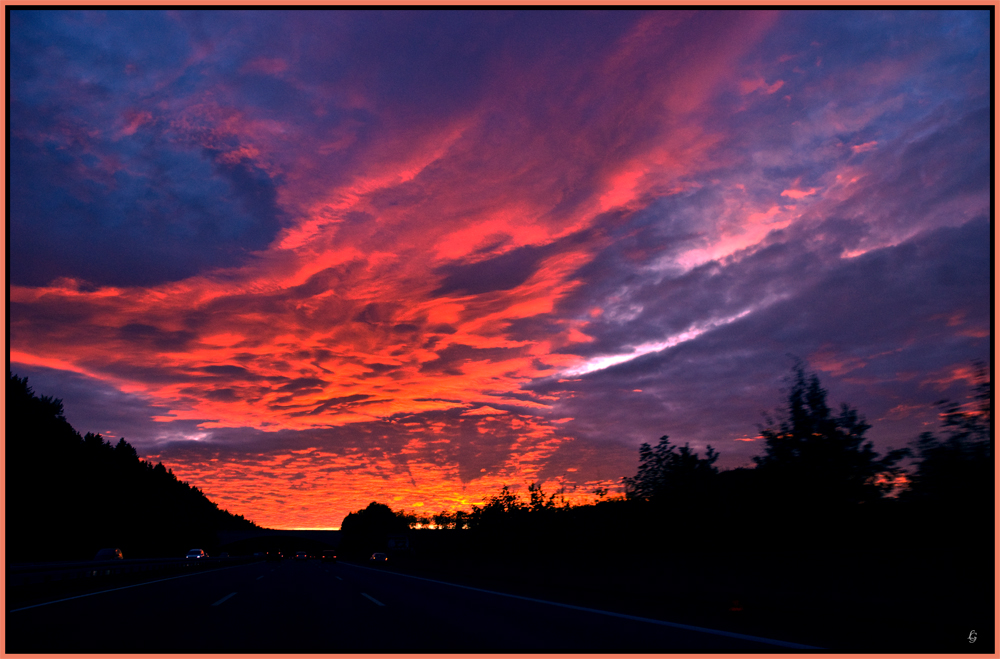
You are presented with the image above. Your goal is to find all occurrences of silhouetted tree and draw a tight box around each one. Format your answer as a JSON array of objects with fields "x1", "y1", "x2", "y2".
[
  {"x1": 622, "y1": 435, "x2": 719, "y2": 503},
  {"x1": 339, "y1": 501, "x2": 412, "y2": 557},
  {"x1": 527, "y1": 482, "x2": 563, "y2": 512},
  {"x1": 466, "y1": 485, "x2": 523, "y2": 532},
  {"x1": 904, "y1": 361, "x2": 992, "y2": 509},
  {"x1": 752, "y1": 362, "x2": 906, "y2": 508}
]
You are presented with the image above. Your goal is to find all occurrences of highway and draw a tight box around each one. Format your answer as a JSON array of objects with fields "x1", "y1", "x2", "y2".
[{"x1": 7, "y1": 558, "x2": 818, "y2": 652}]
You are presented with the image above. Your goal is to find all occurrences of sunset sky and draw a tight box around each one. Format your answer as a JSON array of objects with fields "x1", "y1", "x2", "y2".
[{"x1": 9, "y1": 9, "x2": 991, "y2": 529}]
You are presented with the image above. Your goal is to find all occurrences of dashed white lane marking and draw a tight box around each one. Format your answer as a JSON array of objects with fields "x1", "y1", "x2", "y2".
[
  {"x1": 9, "y1": 562, "x2": 255, "y2": 613},
  {"x1": 361, "y1": 592, "x2": 384, "y2": 606},
  {"x1": 336, "y1": 576, "x2": 343, "y2": 581},
  {"x1": 212, "y1": 592, "x2": 237, "y2": 606},
  {"x1": 257, "y1": 575, "x2": 264, "y2": 580}
]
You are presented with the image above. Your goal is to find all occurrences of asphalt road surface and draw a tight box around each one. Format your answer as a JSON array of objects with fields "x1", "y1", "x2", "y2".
[{"x1": 7, "y1": 559, "x2": 819, "y2": 652}]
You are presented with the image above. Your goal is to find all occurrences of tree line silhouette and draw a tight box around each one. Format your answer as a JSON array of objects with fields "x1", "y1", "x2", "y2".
[
  {"x1": 7, "y1": 372, "x2": 258, "y2": 562},
  {"x1": 338, "y1": 361, "x2": 992, "y2": 651},
  {"x1": 344, "y1": 361, "x2": 991, "y2": 549}
]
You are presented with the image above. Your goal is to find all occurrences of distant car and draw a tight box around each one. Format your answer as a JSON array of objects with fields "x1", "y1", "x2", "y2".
[
  {"x1": 370, "y1": 552, "x2": 388, "y2": 563},
  {"x1": 94, "y1": 548, "x2": 123, "y2": 561},
  {"x1": 295, "y1": 551, "x2": 308, "y2": 560},
  {"x1": 321, "y1": 550, "x2": 338, "y2": 563},
  {"x1": 185, "y1": 549, "x2": 207, "y2": 559},
  {"x1": 266, "y1": 550, "x2": 282, "y2": 562}
]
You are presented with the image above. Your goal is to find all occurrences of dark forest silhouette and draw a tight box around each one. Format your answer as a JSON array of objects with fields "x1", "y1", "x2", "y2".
[{"x1": 7, "y1": 372, "x2": 258, "y2": 562}]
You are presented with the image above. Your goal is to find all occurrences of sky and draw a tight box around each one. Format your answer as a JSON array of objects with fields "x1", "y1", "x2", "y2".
[{"x1": 9, "y1": 9, "x2": 991, "y2": 529}]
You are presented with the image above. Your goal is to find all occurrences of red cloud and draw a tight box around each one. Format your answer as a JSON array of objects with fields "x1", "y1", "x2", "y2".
[{"x1": 12, "y1": 10, "x2": 986, "y2": 528}]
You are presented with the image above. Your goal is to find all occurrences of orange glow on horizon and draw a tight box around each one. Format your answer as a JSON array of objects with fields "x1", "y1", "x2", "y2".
[
  {"x1": 9, "y1": 10, "x2": 987, "y2": 530},
  {"x1": 147, "y1": 411, "x2": 624, "y2": 529}
]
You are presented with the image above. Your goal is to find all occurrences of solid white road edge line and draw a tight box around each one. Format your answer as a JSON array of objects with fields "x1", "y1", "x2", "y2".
[
  {"x1": 361, "y1": 592, "x2": 385, "y2": 606},
  {"x1": 212, "y1": 592, "x2": 237, "y2": 606},
  {"x1": 341, "y1": 562, "x2": 822, "y2": 650},
  {"x1": 9, "y1": 562, "x2": 262, "y2": 613}
]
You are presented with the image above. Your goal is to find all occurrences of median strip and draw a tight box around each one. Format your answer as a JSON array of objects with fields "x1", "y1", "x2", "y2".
[
  {"x1": 212, "y1": 592, "x2": 237, "y2": 606},
  {"x1": 341, "y1": 563, "x2": 822, "y2": 650},
  {"x1": 361, "y1": 592, "x2": 384, "y2": 606}
]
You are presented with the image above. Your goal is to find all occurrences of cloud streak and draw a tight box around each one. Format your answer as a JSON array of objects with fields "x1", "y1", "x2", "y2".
[{"x1": 9, "y1": 9, "x2": 990, "y2": 527}]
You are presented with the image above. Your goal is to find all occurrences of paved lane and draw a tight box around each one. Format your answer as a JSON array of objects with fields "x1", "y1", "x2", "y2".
[
  {"x1": 7, "y1": 559, "x2": 818, "y2": 652},
  {"x1": 334, "y1": 562, "x2": 817, "y2": 652}
]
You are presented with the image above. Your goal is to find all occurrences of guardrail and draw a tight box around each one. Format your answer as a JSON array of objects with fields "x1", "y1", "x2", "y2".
[{"x1": 8, "y1": 555, "x2": 260, "y2": 589}]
